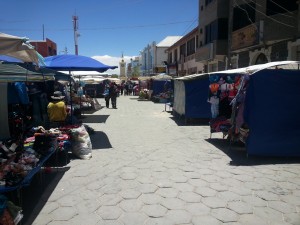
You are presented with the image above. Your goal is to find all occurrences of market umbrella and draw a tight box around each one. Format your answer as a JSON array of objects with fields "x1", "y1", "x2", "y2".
[
  {"x1": 43, "y1": 54, "x2": 118, "y2": 122},
  {"x1": 0, "y1": 33, "x2": 42, "y2": 65},
  {"x1": 43, "y1": 54, "x2": 117, "y2": 72}
]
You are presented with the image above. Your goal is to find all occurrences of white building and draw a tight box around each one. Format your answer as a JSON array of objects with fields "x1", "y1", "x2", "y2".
[{"x1": 140, "y1": 36, "x2": 182, "y2": 76}]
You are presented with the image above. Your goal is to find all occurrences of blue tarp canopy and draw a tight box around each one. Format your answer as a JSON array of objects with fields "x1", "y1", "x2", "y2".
[
  {"x1": 0, "y1": 55, "x2": 23, "y2": 63},
  {"x1": 43, "y1": 54, "x2": 118, "y2": 72},
  {"x1": 244, "y1": 69, "x2": 300, "y2": 156},
  {"x1": 173, "y1": 74, "x2": 211, "y2": 119}
]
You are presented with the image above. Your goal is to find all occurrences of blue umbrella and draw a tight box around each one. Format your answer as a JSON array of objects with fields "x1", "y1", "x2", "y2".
[
  {"x1": 0, "y1": 55, "x2": 23, "y2": 63},
  {"x1": 43, "y1": 54, "x2": 117, "y2": 72}
]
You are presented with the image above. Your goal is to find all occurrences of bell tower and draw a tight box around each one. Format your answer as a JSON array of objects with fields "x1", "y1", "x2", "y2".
[{"x1": 119, "y1": 53, "x2": 126, "y2": 78}]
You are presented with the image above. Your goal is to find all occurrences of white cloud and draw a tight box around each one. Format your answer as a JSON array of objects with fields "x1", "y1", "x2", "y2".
[{"x1": 92, "y1": 55, "x2": 137, "y2": 75}]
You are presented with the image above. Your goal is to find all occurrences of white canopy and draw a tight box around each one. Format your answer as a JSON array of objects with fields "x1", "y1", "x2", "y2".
[{"x1": 0, "y1": 32, "x2": 40, "y2": 65}]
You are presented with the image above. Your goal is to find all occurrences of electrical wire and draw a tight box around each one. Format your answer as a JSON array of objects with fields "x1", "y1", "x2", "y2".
[
  {"x1": 2, "y1": 20, "x2": 196, "y2": 32},
  {"x1": 247, "y1": 0, "x2": 295, "y2": 18},
  {"x1": 233, "y1": 0, "x2": 258, "y2": 30},
  {"x1": 181, "y1": 16, "x2": 198, "y2": 36},
  {"x1": 269, "y1": 0, "x2": 294, "y2": 15},
  {"x1": 240, "y1": 0, "x2": 295, "y2": 28}
]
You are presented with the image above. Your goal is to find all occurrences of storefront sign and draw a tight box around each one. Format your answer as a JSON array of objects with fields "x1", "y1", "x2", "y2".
[
  {"x1": 231, "y1": 24, "x2": 259, "y2": 51},
  {"x1": 155, "y1": 67, "x2": 166, "y2": 73}
]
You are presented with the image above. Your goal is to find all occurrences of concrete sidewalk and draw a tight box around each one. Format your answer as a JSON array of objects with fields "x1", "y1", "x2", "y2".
[{"x1": 28, "y1": 95, "x2": 300, "y2": 225}]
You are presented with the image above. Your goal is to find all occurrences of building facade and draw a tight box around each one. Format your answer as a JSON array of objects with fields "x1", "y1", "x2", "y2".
[
  {"x1": 166, "y1": 27, "x2": 204, "y2": 76},
  {"x1": 139, "y1": 36, "x2": 182, "y2": 76},
  {"x1": 230, "y1": 0, "x2": 300, "y2": 67},
  {"x1": 119, "y1": 54, "x2": 126, "y2": 78},
  {"x1": 30, "y1": 38, "x2": 57, "y2": 57},
  {"x1": 195, "y1": 0, "x2": 300, "y2": 71}
]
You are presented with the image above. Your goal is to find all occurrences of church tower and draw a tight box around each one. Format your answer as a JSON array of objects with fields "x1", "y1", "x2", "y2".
[{"x1": 119, "y1": 53, "x2": 126, "y2": 79}]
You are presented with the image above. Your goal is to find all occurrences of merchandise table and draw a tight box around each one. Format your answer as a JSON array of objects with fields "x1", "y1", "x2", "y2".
[{"x1": 0, "y1": 147, "x2": 56, "y2": 194}]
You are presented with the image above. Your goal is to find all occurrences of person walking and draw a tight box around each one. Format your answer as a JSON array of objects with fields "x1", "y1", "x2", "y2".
[
  {"x1": 109, "y1": 82, "x2": 118, "y2": 109},
  {"x1": 104, "y1": 84, "x2": 110, "y2": 108}
]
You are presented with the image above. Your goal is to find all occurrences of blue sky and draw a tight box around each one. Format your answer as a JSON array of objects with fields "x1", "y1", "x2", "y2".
[{"x1": 1, "y1": 0, "x2": 199, "y2": 74}]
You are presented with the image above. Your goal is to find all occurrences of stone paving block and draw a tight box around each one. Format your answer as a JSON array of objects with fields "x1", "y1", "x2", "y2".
[
  {"x1": 32, "y1": 213, "x2": 53, "y2": 225},
  {"x1": 98, "y1": 194, "x2": 123, "y2": 206},
  {"x1": 138, "y1": 183, "x2": 158, "y2": 193},
  {"x1": 142, "y1": 204, "x2": 168, "y2": 218},
  {"x1": 156, "y1": 187, "x2": 179, "y2": 198},
  {"x1": 254, "y1": 190, "x2": 281, "y2": 201},
  {"x1": 284, "y1": 213, "x2": 300, "y2": 225},
  {"x1": 39, "y1": 202, "x2": 59, "y2": 214},
  {"x1": 119, "y1": 199, "x2": 143, "y2": 212},
  {"x1": 188, "y1": 178, "x2": 209, "y2": 187},
  {"x1": 169, "y1": 175, "x2": 189, "y2": 183},
  {"x1": 192, "y1": 215, "x2": 222, "y2": 225},
  {"x1": 228, "y1": 186, "x2": 252, "y2": 196},
  {"x1": 160, "y1": 197, "x2": 186, "y2": 210},
  {"x1": 253, "y1": 206, "x2": 283, "y2": 222},
  {"x1": 144, "y1": 217, "x2": 174, "y2": 225},
  {"x1": 51, "y1": 206, "x2": 78, "y2": 221},
  {"x1": 217, "y1": 191, "x2": 241, "y2": 201},
  {"x1": 201, "y1": 196, "x2": 227, "y2": 208},
  {"x1": 244, "y1": 181, "x2": 265, "y2": 190},
  {"x1": 238, "y1": 214, "x2": 269, "y2": 225},
  {"x1": 101, "y1": 184, "x2": 122, "y2": 194},
  {"x1": 86, "y1": 180, "x2": 106, "y2": 190},
  {"x1": 120, "y1": 172, "x2": 138, "y2": 180},
  {"x1": 185, "y1": 203, "x2": 211, "y2": 216},
  {"x1": 227, "y1": 201, "x2": 253, "y2": 214},
  {"x1": 56, "y1": 194, "x2": 83, "y2": 207},
  {"x1": 67, "y1": 213, "x2": 102, "y2": 225},
  {"x1": 184, "y1": 172, "x2": 202, "y2": 179},
  {"x1": 178, "y1": 191, "x2": 201, "y2": 203},
  {"x1": 96, "y1": 206, "x2": 123, "y2": 220},
  {"x1": 281, "y1": 195, "x2": 300, "y2": 206},
  {"x1": 172, "y1": 182, "x2": 194, "y2": 192},
  {"x1": 154, "y1": 178, "x2": 173, "y2": 188},
  {"x1": 139, "y1": 193, "x2": 163, "y2": 205},
  {"x1": 211, "y1": 208, "x2": 238, "y2": 223},
  {"x1": 75, "y1": 199, "x2": 102, "y2": 214},
  {"x1": 165, "y1": 209, "x2": 192, "y2": 224},
  {"x1": 119, "y1": 212, "x2": 148, "y2": 225},
  {"x1": 119, "y1": 189, "x2": 141, "y2": 199},
  {"x1": 194, "y1": 187, "x2": 217, "y2": 197},
  {"x1": 209, "y1": 182, "x2": 229, "y2": 192},
  {"x1": 241, "y1": 195, "x2": 268, "y2": 207},
  {"x1": 268, "y1": 200, "x2": 297, "y2": 214}
]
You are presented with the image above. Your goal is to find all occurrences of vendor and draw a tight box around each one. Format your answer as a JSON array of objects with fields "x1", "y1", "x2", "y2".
[{"x1": 47, "y1": 91, "x2": 68, "y2": 127}]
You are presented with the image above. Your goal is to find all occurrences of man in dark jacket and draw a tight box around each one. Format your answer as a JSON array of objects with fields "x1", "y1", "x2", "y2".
[{"x1": 109, "y1": 82, "x2": 118, "y2": 109}]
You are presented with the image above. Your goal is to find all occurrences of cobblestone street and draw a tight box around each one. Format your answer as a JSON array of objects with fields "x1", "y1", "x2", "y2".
[{"x1": 28, "y1": 95, "x2": 300, "y2": 225}]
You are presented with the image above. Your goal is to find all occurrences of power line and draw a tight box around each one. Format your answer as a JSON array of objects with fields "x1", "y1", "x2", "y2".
[
  {"x1": 2, "y1": 20, "x2": 196, "y2": 32},
  {"x1": 240, "y1": 0, "x2": 295, "y2": 28},
  {"x1": 233, "y1": 0, "x2": 258, "y2": 30},
  {"x1": 269, "y1": 0, "x2": 294, "y2": 15},
  {"x1": 181, "y1": 16, "x2": 198, "y2": 36}
]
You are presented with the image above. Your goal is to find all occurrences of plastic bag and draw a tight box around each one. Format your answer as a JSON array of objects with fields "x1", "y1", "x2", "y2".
[{"x1": 70, "y1": 125, "x2": 92, "y2": 159}]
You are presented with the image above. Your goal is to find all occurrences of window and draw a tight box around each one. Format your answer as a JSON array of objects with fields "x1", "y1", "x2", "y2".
[
  {"x1": 205, "y1": 0, "x2": 213, "y2": 6},
  {"x1": 266, "y1": 0, "x2": 298, "y2": 16},
  {"x1": 180, "y1": 44, "x2": 186, "y2": 58},
  {"x1": 169, "y1": 52, "x2": 172, "y2": 64},
  {"x1": 296, "y1": 46, "x2": 300, "y2": 61},
  {"x1": 233, "y1": 2, "x2": 256, "y2": 31},
  {"x1": 205, "y1": 18, "x2": 228, "y2": 44},
  {"x1": 174, "y1": 49, "x2": 178, "y2": 62},
  {"x1": 187, "y1": 37, "x2": 196, "y2": 56}
]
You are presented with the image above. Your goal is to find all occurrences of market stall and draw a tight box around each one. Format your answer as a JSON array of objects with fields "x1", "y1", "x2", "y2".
[
  {"x1": 173, "y1": 73, "x2": 211, "y2": 121},
  {"x1": 206, "y1": 61, "x2": 300, "y2": 157},
  {"x1": 230, "y1": 61, "x2": 300, "y2": 156}
]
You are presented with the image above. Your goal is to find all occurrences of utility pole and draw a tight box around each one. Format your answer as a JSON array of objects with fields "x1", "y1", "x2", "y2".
[
  {"x1": 72, "y1": 15, "x2": 79, "y2": 55},
  {"x1": 227, "y1": 0, "x2": 233, "y2": 69}
]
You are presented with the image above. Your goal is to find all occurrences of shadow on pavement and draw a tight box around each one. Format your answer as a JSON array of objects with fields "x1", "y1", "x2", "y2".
[
  {"x1": 170, "y1": 115, "x2": 210, "y2": 126},
  {"x1": 90, "y1": 131, "x2": 112, "y2": 149},
  {"x1": 206, "y1": 138, "x2": 300, "y2": 166},
  {"x1": 81, "y1": 106, "x2": 105, "y2": 114},
  {"x1": 82, "y1": 114, "x2": 109, "y2": 123},
  {"x1": 20, "y1": 167, "x2": 70, "y2": 225}
]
